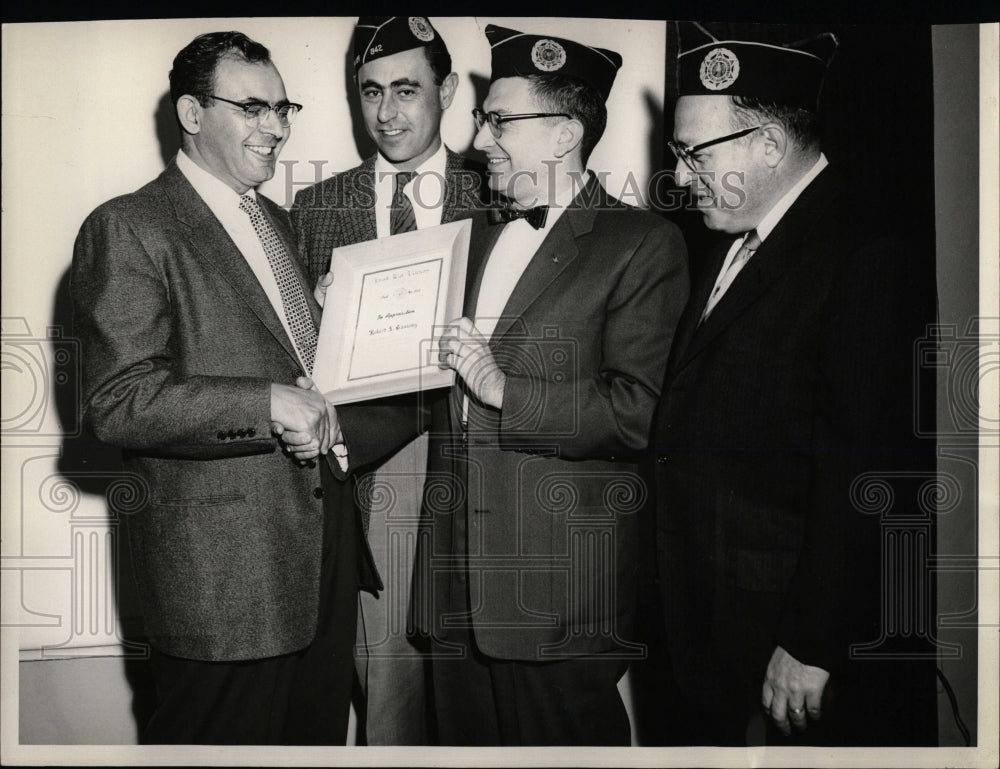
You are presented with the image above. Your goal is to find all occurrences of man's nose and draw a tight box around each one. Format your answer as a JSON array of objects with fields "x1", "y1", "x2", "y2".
[
  {"x1": 378, "y1": 92, "x2": 398, "y2": 123},
  {"x1": 674, "y1": 157, "x2": 695, "y2": 187},
  {"x1": 256, "y1": 108, "x2": 286, "y2": 139},
  {"x1": 472, "y1": 121, "x2": 494, "y2": 151}
]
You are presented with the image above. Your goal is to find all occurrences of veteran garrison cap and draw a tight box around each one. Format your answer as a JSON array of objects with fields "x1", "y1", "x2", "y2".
[
  {"x1": 677, "y1": 23, "x2": 838, "y2": 111},
  {"x1": 485, "y1": 24, "x2": 623, "y2": 102},
  {"x1": 354, "y1": 16, "x2": 443, "y2": 71}
]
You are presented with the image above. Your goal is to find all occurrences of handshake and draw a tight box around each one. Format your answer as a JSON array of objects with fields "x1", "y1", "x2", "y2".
[{"x1": 270, "y1": 376, "x2": 341, "y2": 463}]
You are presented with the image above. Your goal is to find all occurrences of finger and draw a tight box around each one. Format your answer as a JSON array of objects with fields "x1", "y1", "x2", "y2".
[
  {"x1": 271, "y1": 420, "x2": 285, "y2": 436},
  {"x1": 770, "y1": 695, "x2": 792, "y2": 737},
  {"x1": 291, "y1": 448, "x2": 320, "y2": 460},
  {"x1": 319, "y1": 271, "x2": 334, "y2": 287},
  {"x1": 296, "y1": 375, "x2": 316, "y2": 391},
  {"x1": 761, "y1": 682, "x2": 774, "y2": 711},
  {"x1": 281, "y1": 430, "x2": 315, "y2": 447},
  {"x1": 787, "y1": 700, "x2": 808, "y2": 731},
  {"x1": 804, "y1": 689, "x2": 823, "y2": 722}
]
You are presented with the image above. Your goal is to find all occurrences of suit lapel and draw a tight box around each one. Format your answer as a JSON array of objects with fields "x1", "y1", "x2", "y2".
[
  {"x1": 672, "y1": 169, "x2": 838, "y2": 375},
  {"x1": 343, "y1": 157, "x2": 378, "y2": 245},
  {"x1": 484, "y1": 178, "x2": 600, "y2": 344},
  {"x1": 162, "y1": 162, "x2": 303, "y2": 366}
]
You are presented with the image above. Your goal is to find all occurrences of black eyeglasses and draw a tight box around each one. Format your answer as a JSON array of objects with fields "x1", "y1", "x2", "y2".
[
  {"x1": 668, "y1": 125, "x2": 762, "y2": 171},
  {"x1": 473, "y1": 108, "x2": 571, "y2": 139},
  {"x1": 207, "y1": 95, "x2": 303, "y2": 127}
]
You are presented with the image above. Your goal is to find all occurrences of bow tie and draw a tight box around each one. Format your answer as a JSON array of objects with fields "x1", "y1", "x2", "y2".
[{"x1": 488, "y1": 204, "x2": 549, "y2": 230}]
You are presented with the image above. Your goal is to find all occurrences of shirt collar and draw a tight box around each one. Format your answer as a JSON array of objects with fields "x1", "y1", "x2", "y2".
[
  {"x1": 374, "y1": 141, "x2": 448, "y2": 179},
  {"x1": 176, "y1": 148, "x2": 254, "y2": 211},
  {"x1": 755, "y1": 153, "x2": 828, "y2": 242}
]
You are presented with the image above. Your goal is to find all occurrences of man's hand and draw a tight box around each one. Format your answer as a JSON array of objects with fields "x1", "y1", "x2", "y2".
[
  {"x1": 270, "y1": 377, "x2": 336, "y2": 459},
  {"x1": 314, "y1": 271, "x2": 333, "y2": 308},
  {"x1": 437, "y1": 317, "x2": 506, "y2": 409},
  {"x1": 761, "y1": 645, "x2": 830, "y2": 736}
]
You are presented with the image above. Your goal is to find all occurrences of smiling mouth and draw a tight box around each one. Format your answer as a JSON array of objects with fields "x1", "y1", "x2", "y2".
[
  {"x1": 246, "y1": 145, "x2": 275, "y2": 157},
  {"x1": 486, "y1": 157, "x2": 508, "y2": 167},
  {"x1": 380, "y1": 128, "x2": 406, "y2": 137}
]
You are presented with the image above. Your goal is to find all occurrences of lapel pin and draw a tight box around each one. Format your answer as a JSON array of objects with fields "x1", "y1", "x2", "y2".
[{"x1": 552, "y1": 255, "x2": 559, "y2": 263}]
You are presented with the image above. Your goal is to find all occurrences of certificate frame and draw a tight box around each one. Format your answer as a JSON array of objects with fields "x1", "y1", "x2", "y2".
[{"x1": 311, "y1": 218, "x2": 472, "y2": 404}]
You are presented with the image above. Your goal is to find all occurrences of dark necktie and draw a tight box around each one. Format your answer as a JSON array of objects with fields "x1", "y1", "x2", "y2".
[
  {"x1": 390, "y1": 171, "x2": 418, "y2": 235},
  {"x1": 488, "y1": 203, "x2": 549, "y2": 230},
  {"x1": 239, "y1": 194, "x2": 318, "y2": 373}
]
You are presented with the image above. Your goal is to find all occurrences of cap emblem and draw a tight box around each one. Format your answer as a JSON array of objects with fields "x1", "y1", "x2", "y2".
[
  {"x1": 408, "y1": 17, "x2": 435, "y2": 42},
  {"x1": 531, "y1": 39, "x2": 566, "y2": 72},
  {"x1": 699, "y1": 47, "x2": 740, "y2": 90}
]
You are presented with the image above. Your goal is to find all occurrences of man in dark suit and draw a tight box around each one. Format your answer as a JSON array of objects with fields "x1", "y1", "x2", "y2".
[
  {"x1": 71, "y1": 31, "x2": 418, "y2": 745},
  {"x1": 651, "y1": 28, "x2": 938, "y2": 745},
  {"x1": 425, "y1": 24, "x2": 689, "y2": 745},
  {"x1": 291, "y1": 17, "x2": 483, "y2": 746}
]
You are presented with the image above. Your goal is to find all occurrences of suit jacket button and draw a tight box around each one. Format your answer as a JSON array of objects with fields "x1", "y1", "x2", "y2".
[
  {"x1": 236, "y1": 429, "x2": 246, "y2": 438},
  {"x1": 217, "y1": 431, "x2": 226, "y2": 440},
  {"x1": 609, "y1": 455, "x2": 616, "y2": 462},
  {"x1": 247, "y1": 428, "x2": 256, "y2": 437},
  {"x1": 227, "y1": 430, "x2": 237, "y2": 439},
  {"x1": 313, "y1": 487, "x2": 324, "y2": 499}
]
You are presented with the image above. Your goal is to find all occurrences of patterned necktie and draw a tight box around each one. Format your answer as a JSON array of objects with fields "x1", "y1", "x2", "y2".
[
  {"x1": 239, "y1": 194, "x2": 317, "y2": 373},
  {"x1": 701, "y1": 229, "x2": 761, "y2": 321},
  {"x1": 390, "y1": 171, "x2": 417, "y2": 235},
  {"x1": 488, "y1": 203, "x2": 549, "y2": 230}
]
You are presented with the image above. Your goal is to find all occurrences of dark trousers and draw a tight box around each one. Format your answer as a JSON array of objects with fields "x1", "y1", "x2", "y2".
[
  {"x1": 141, "y1": 463, "x2": 360, "y2": 745},
  {"x1": 431, "y1": 626, "x2": 631, "y2": 746}
]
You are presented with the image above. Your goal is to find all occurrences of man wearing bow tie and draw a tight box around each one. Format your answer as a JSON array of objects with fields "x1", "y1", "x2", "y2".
[{"x1": 426, "y1": 24, "x2": 689, "y2": 745}]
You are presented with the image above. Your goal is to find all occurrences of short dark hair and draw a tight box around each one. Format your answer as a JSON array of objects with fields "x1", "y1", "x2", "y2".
[
  {"x1": 169, "y1": 31, "x2": 271, "y2": 108},
  {"x1": 423, "y1": 38, "x2": 452, "y2": 86},
  {"x1": 525, "y1": 74, "x2": 607, "y2": 164},
  {"x1": 728, "y1": 95, "x2": 821, "y2": 154}
]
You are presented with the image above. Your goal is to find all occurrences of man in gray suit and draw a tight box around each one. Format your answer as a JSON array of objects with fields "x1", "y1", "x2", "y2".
[
  {"x1": 291, "y1": 16, "x2": 483, "y2": 745},
  {"x1": 71, "y1": 31, "x2": 419, "y2": 745}
]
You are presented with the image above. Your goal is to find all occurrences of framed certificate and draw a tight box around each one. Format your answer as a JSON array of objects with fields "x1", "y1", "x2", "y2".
[{"x1": 311, "y1": 218, "x2": 472, "y2": 404}]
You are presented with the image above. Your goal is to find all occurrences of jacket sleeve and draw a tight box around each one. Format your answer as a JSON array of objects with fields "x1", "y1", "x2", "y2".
[
  {"x1": 499, "y1": 220, "x2": 689, "y2": 459},
  {"x1": 72, "y1": 204, "x2": 275, "y2": 458},
  {"x1": 775, "y1": 234, "x2": 938, "y2": 674}
]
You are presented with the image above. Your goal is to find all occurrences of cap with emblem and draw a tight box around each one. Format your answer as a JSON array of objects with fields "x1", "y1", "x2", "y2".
[
  {"x1": 353, "y1": 16, "x2": 444, "y2": 71},
  {"x1": 484, "y1": 24, "x2": 622, "y2": 102},
  {"x1": 677, "y1": 23, "x2": 838, "y2": 111}
]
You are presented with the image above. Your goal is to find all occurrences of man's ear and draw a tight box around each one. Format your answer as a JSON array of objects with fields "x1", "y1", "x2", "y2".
[
  {"x1": 759, "y1": 123, "x2": 788, "y2": 169},
  {"x1": 553, "y1": 117, "x2": 584, "y2": 158},
  {"x1": 176, "y1": 94, "x2": 202, "y2": 136},
  {"x1": 438, "y1": 72, "x2": 459, "y2": 110}
]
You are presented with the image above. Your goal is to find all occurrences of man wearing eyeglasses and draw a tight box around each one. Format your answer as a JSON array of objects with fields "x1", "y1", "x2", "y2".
[
  {"x1": 71, "y1": 31, "x2": 420, "y2": 745},
  {"x1": 290, "y1": 16, "x2": 483, "y2": 747},
  {"x1": 650, "y1": 27, "x2": 938, "y2": 745},
  {"x1": 422, "y1": 24, "x2": 689, "y2": 745}
]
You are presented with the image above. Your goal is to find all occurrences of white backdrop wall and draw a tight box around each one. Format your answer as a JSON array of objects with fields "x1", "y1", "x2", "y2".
[{"x1": 1, "y1": 16, "x2": 665, "y2": 657}]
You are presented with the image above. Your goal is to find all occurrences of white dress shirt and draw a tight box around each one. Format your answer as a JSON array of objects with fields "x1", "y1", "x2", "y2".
[
  {"x1": 373, "y1": 142, "x2": 449, "y2": 237},
  {"x1": 176, "y1": 149, "x2": 309, "y2": 371},
  {"x1": 703, "y1": 153, "x2": 829, "y2": 317},
  {"x1": 462, "y1": 172, "x2": 584, "y2": 421}
]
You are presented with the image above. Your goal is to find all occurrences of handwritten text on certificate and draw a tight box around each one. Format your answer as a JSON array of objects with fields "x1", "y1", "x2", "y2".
[{"x1": 347, "y1": 258, "x2": 443, "y2": 381}]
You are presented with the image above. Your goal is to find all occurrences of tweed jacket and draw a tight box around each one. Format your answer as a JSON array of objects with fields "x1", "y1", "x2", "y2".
[
  {"x1": 291, "y1": 147, "x2": 486, "y2": 285},
  {"x1": 72, "y1": 160, "x2": 419, "y2": 662}
]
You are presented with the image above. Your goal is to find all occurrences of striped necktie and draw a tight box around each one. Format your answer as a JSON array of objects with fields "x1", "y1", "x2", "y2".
[
  {"x1": 239, "y1": 194, "x2": 317, "y2": 373},
  {"x1": 701, "y1": 229, "x2": 761, "y2": 321},
  {"x1": 390, "y1": 171, "x2": 418, "y2": 235}
]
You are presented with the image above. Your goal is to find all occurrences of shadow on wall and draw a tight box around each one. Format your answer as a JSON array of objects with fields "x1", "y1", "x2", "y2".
[{"x1": 155, "y1": 92, "x2": 181, "y2": 169}]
